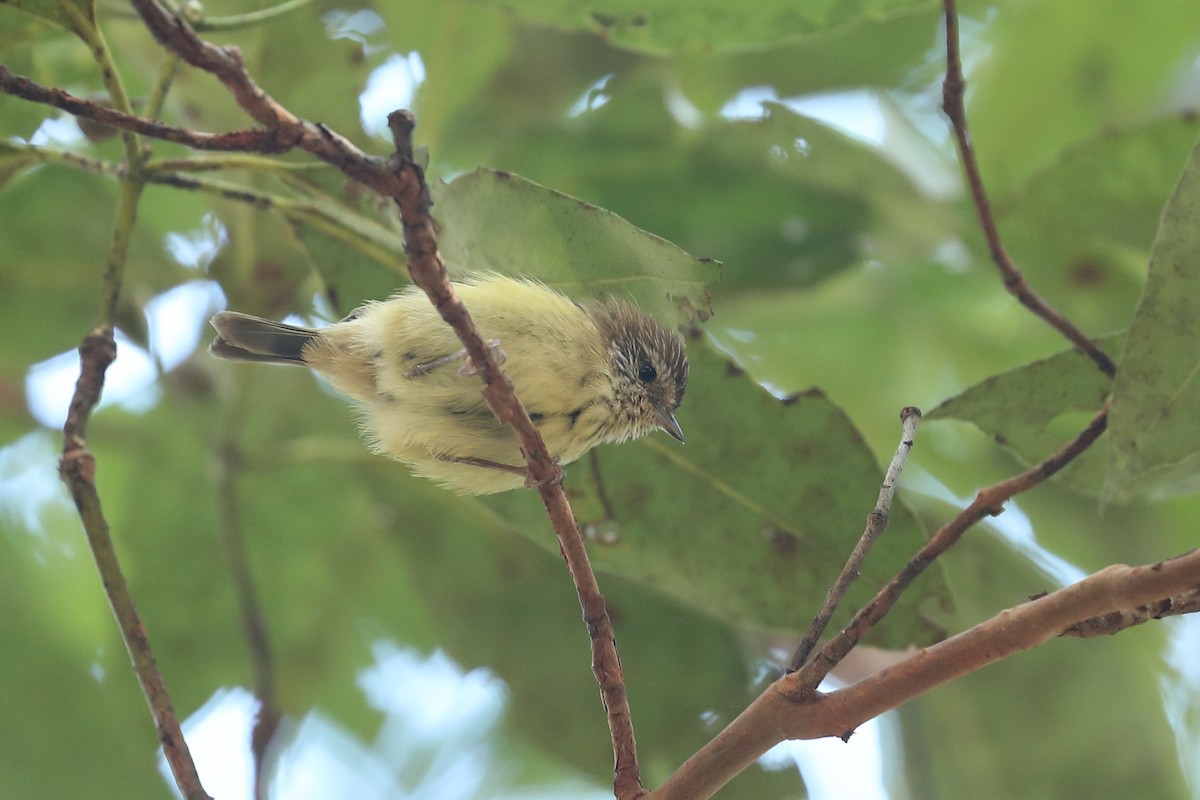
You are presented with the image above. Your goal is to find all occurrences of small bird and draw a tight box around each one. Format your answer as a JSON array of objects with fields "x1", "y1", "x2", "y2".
[{"x1": 209, "y1": 273, "x2": 689, "y2": 494}]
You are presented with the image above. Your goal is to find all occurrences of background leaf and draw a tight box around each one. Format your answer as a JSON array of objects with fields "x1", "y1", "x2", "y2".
[
  {"x1": 484, "y1": 342, "x2": 948, "y2": 646},
  {"x1": 433, "y1": 167, "x2": 717, "y2": 320},
  {"x1": 474, "y1": 0, "x2": 933, "y2": 53},
  {"x1": 0, "y1": 0, "x2": 93, "y2": 35},
  {"x1": 928, "y1": 335, "x2": 1119, "y2": 495},
  {"x1": 1107, "y1": 132, "x2": 1200, "y2": 499},
  {"x1": 2, "y1": 0, "x2": 1199, "y2": 798}
]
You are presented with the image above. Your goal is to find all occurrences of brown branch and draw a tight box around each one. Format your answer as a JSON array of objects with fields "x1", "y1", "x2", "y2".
[
  {"x1": 650, "y1": 549, "x2": 1200, "y2": 800},
  {"x1": 214, "y1": 439, "x2": 279, "y2": 798},
  {"x1": 0, "y1": 65, "x2": 290, "y2": 152},
  {"x1": 385, "y1": 110, "x2": 643, "y2": 799},
  {"x1": 50, "y1": 64, "x2": 209, "y2": 796},
  {"x1": 59, "y1": 328, "x2": 211, "y2": 800},
  {"x1": 1061, "y1": 583, "x2": 1200, "y2": 637},
  {"x1": 940, "y1": 0, "x2": 1117, "y2": 379},
  {"x1": 111, "y1": 6, "x2": 644, "y2": 792},
  {"x1": 129, "y1": 0, "x2": 397, "y2": 191},
  {"x1": 794, "y1": 405, "x2": 1109, "y2": 695},
  {"x1": 587, "y1": 449, "x2": 619, "y2": 526},
  {"x1": 788, "y1": 406, "x2": 923, "y2": 672}
]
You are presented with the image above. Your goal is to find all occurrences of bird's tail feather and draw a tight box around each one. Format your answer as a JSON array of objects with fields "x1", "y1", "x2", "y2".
[{"x1": 209, "y1": 311, "x2": 318, "y2": 365}]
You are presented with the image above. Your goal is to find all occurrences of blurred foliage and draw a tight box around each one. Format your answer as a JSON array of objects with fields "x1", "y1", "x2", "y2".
[{"x1": 1, "y1": 1, "x2": 1199, "y2": 799}]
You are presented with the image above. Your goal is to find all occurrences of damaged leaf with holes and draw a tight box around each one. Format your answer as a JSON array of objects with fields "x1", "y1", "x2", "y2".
[{"x1": 483, "y1": 342, "x2": 950, "y2": 648}]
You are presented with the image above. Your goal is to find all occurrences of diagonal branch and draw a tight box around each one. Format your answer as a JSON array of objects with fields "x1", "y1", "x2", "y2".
[
  {"x1": 1061, "y1": 583, "x2": 1200, "y2": 637},
  {"x1": 650, "y1": 548, "x2": 1200, "y2": 800},
  {"x1": 788, "y1": 406, "x2": 923, "y2": 672},
  {"x1": 794, "y1": 405, "x2": 1109, "y2": 695},
  {"x1": 129, "y1": 0, "x2": 396, "y2": 190},
  {"x1": 214, "y1": 436, "x2": 280, "y2": 797},
  {"x1": 385, "y1": 111, "x2": 643, "y2": 799},
  {"x1": 60, "y1": 328, "x2": 211, "y2": 800},
  {"x1": 649, "y1": 405, "x2": 1111, "y2": 799},
  {"x1": 940, "y1": 0, "x2": 1117, "y2": 379},
  {"x1": 0, "y1": 65, "x2": 291, "y2": 152}
]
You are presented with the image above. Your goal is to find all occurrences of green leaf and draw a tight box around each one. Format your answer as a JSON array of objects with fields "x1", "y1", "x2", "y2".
[
  {"x1": 481, "y1": 342, "x2": 949, "y2": 647},
  {"x1": 375, "y1": 0, "x2": 512, "y2": 151},
  {"x1": 1106, "y1": 131, "x2": 1200, "y2": 499},
  {"x1": 438, "y1": 67, "x2": 952, "y2": 290},
  {"x1": 476, "y1": 0, "x2": 932, "y2": 53},
  {"x1": 0, "y1": 0, "x2": 93, "y2": 36},
  {"x1": 432, "y1": 167, "x2": 718, "y2": 324},
  {"x1": 928, "y1": 336, "x2": 1119, "y2": 495},
  {"x1": 0, "y1": 141, "x2": 39, "y2": 190},
  {"x1": 275, "y1": 171, "x2": 409, "y2": 314},
  {"x1": 996, "y1": 116, "x2": 1200, "y2": 335},
  {"x1": 971, "y1": 0, "x2": 1200, "y2": 196}
]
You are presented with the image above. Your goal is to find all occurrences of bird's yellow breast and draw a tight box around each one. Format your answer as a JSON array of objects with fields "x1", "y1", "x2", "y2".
[{"x1": 304, "y1": 274, "x2": 617, "y2": 493}]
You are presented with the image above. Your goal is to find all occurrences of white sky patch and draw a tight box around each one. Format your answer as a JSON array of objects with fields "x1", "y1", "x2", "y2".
[
  {"x1": 567, "y1": 73, "x2": 614, "y2": 117},
  {"x1": 0, "y1": 430, "x2": 72, "y2": 537},
  {"x1": 25, "y1": 330, "x2": 160, "y2": 428},
  {"x1": 663, "y1": 86, "x2": 703, "y2": 129},
  {"x1": 720, "y1": 85, "x2": 778, "y2": 121},
  {"x1": 145, "y1": 281, "x2": 226, "y2": 371},
  {"x1": 159, "y1": 687, "x2": 258, "y2": 800},
  {"x1": 165, "y1": 213, "x2": 228, "y2": 271},
  {"x1": 30, "y1": 114, "x2": 86, "y2": 147},
  {"x1": 720, "y1": 86, "x2": 960, "y2": 200},
  {"x1": 760, "y1": 676, "x2": 894, "y2": 800},
  {"x1": 358, "y1": 642, "x2": 505, "y2": 738},
  {"x1": 323, "y1": 8, "x2": 386, "y2": 51},
  {"x1": 360, "y1": 52, "x2": 427, "y2": 140},
  {"x1": 1160, "y1": 616, "x2": 1200, "y2": 797},
  {"x1": 169, "y1": 644, "x2": 609, "y2": 799},
  {"x1": 785, "y1": 90, "x2": 887, "y2": 146},
  {"x1": 905, "y1": 467, "x2": 1088, "y2": 587},
  {"x1": 24, "y1": 282, "x2": 225, "y2": 428}
]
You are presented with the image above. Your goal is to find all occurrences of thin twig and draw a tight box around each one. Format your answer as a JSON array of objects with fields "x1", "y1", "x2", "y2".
[
  {"x1": 788, "y1": 406, "x2": 922, "y2": 672},
  {"x1": 190, "y1": 0, "x2": 317, "y2": 32},
  {"x1": 214, "y1": 438, "x2": 279, "y2": 798},
  {"x1": 59, "y1": 329, "x2": 212, "y2": 800},
  {"x1": 129, "y1": 0, "x2": 393, "y2": 189},
  {"x1": 940, "y1": 0, "x2": 1116, "y2": 379},
  {"x1": 588, "y1": 449, "x2": 619, "y2": 524},
  {"x1": 48, "y1": 9, "x2": 208, "y2": 792},
  {"x1": 791, "y1": 406, "x2": 1109, "y2": 696},
  {"x1": 0, "y1": 65, "x2": 293, "y2": 152}
]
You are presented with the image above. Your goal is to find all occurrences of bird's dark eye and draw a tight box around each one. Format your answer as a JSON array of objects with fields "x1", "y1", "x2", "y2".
[{"x1": 637, "y1": 362, "x2": 657, "y2": 383}]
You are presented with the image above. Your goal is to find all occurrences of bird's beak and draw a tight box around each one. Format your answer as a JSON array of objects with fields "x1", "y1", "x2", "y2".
[{"x1": 654, "y1": 408, "x2": 685, "y2": 443}]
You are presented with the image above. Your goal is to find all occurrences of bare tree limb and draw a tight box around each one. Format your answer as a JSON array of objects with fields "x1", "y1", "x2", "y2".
[
  {"x1": 649, "y1": 405, "x2": 1109, "y2": 799},
  {"x1": 1061, "y1": 584, "x2": 1200, "y2": 637},
  {"x1": 214, "y1": 435, "x2": 279, "y2": 798},
  {"x1": 59, "y1": 327, "x2": 211, "y2": 800},
  {"x1": 0, "y1": 65, "x2": 292, "y2": 152},
  {"x1": 129, "y1": 0, "x2": 397, "y2": 191},
  {"x1": 650, "y1": 549, "x2": 1200, "y2": 800},
  {"x1": 795, "y1": 406, "x2": 1109, "y2": 695},
  {"x1": 41, "y1": 8, "x2": 211, "y2": 794},
  {"x1": 0, "y1": 65, "x2": 296, "y2": 152},
  {"x1": 940, "y1": 0, "x2": 1116, "y2": 379},
  {"x1": 385, "y1": 110, "x2": 643, "y2": 799}
]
